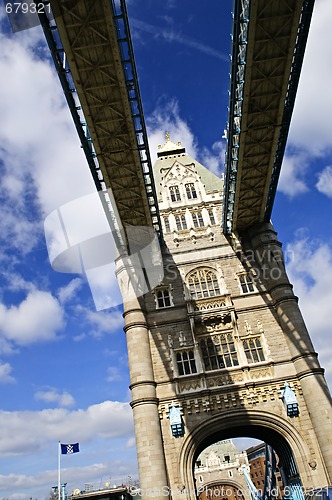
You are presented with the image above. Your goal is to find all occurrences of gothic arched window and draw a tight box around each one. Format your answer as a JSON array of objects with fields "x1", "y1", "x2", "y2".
[{"x1": 187, "y1": 268, "x2": 220, "y2": 299}]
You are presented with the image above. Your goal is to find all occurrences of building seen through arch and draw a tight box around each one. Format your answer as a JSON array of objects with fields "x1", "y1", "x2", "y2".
[
  {"x1": 194, "y1": 439, "x2": 250, "y2": 500},
  {"x1": 246, "y1": 442, "x2": 283, "y2": 496}
]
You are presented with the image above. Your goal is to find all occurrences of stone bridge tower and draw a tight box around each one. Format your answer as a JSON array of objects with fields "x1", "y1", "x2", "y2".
[{"x1": 116, "y1": 136, "x2": 332, "y2": 500}]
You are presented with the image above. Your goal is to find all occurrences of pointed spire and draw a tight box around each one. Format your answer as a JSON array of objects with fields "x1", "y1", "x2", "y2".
[{"x1": 157, "y1": 132, "x2": 186, "y2": 157}]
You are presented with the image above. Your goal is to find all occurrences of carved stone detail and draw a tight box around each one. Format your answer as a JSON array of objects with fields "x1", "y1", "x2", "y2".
[
  {"x1": 194, "y1": 299, "x2": 227, "y2": 311},
  {"x1": 158, "y1": 380, "x2": 303, "y2": 419},
  {"x1": 178, "y1": 380, "x2": 202, "y2": 393},
  {"x1": 249, "y1": 367, "x2": 272, "y2": 380}
]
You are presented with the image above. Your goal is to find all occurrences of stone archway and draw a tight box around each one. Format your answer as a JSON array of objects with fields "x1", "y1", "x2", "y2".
[{"x1": 178, "y1": 409, "x2": 318, "y2": 499}]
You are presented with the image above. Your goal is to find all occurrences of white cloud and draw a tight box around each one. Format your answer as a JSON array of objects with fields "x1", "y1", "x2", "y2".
[
  {"x1": 277, "y1": 0, "x2": 332, "y2": 196},
  {"x1": 2, "y1": 272, "x2": 36, "y2": 294},
  {"x1": 0, "y1": 338, "x2": 18, "y2": 356},
  {"x1": 0, "y1": 400, "x2": 134, "y2": 457},
  {"x1": 285, "y1": 235, "x2": 332, "y2": 388},
  {"x1": 130, "y1": 18, "x2": 228, "y2": 61},
  {"x1": 201, "y1": 140, "x2": 225, "y2": 177},
  {"x1": 147, "y1": 98, "x2": 225, "y2": 179},
  {"x1": 106, "y1": 367, "x2": 122, "y2": 382},
  {"x1": 126, "y1": 437, "x2": 136, "y2": 448},
  {"x1": 75, "y1": 306, "x2": 124, "y2": 339},
  {"x1": 0, "y1": 290, "x2": 64, "y2": 345},
  {"x1": 288, "y1": 0, "x2": 332, "y2": 157},
  {"x1": 278, "y1": 152, "x2": 309, "y2": 197},
  {"x1": 35, "y1": 388, "x2": 75, "y2": 408},
  {"x1": 0, "y1": 458, "x2": 137, "y2": 500},
  {"x1": 0, "y1": 362, "x2": 15, "y2": 384},
  {"x1": 316, "y1": 165, "x2": 332, "y2": 197},
  {"x1": 58, "y1": 278, "x2": 84, "y2": 304},
  {"x1": 0, "y1": 202, "x2": 41, "y2": 257},
  {"x1": 0, "y1": 25, "x2": 96, "y2": 261},
  {"x1": 147, "y1": 98, "x2": 198, "y2": 162}
]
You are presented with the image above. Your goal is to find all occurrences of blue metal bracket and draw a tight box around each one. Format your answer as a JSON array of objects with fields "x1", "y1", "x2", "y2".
[
  {"x1": 111, "y1": 0, "x2": 162, "y2": 239},
  {"x1": 223, "y1": 0, "x2": 250, "y2": 234},
  {"x1": 168, "y1": 403, "x2": 184, "y2": 438},
  {"x1": 281, "y1": 382, "x2": 300, "y2": 417}
]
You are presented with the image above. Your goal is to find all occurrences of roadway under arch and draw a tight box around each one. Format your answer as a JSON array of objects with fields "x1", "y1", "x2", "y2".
[{"x1": 196, "y1": 478, "x2": 247, "y2": 500}]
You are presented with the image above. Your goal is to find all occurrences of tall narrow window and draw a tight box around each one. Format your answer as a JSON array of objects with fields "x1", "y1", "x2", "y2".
[
  {"x1": 164, "y1": 217, "x2": 171, "y2": 233},
  {"x1": 187, "y1": 268, "x2": 220, "y2": 299},
  {"x1": 156, "y1": 288, "x2": 171, "y2": 308},
  {"x1": 192, "y1": 212, "x2": 204, "y2": 228},
  {"x1": 243, "y1": 337, "x2": 265, "y2": 363},
  {"x1": 208, "y1": 209, "x2": 216, "y2": 225},
  {"x1": 176, "y1": 350, "x2": 197, "y2": 375},
  {"x1": 185, "y1": 183, "x2": 197, "y2": 199},
  {"x1": 175, "y1": 215, "x2": 187, "y2": 231},
  {"x1": 200, "y1": 334, "x2": 239, "y2": 370},
  {"x1": 169, "y1": 185, "x2": 181, "y2": 202},
  {"x1": 239, "y1": 273, "x2": 255, "y2": 293}
]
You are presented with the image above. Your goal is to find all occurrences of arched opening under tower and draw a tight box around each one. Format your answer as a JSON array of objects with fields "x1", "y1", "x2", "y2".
[
  {"x1": 178, "y1": 410, "x2": 309, "y2": 500},
  {"x1": 194, "y1": 437, "x2": 288, "y2": 500}
]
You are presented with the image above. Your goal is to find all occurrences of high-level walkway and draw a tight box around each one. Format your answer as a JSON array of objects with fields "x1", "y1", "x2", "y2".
[
  {"x1": 41, "y1": 0, "x2": 314, "y2": 236},
  {"x1": 223, "y1": 0, "x2": 314, "y2": 233}
]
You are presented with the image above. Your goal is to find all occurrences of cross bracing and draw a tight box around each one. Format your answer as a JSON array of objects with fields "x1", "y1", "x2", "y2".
[
  {"x1": 41, "y1": 0, "x2": 162, "y2": 247},
  {"x1": 41, "y1": 0, "x2": 314, "y2": 238},
  {"x1": 223, "y1": 0, "x2": 315, "y2": 234}
]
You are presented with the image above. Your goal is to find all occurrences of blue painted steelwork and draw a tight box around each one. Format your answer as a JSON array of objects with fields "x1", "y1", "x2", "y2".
[
  {"x1": 263, "y1": 444, "x2": 277, "y2": 500},
  {"x1": 285, "y1": 455, "x2": 305, "y2": 500},
  {"x1": 111, "y1": 0, "x2": 162, "y2": 238},
  {"x1": 244, "y1": 444, "x2": 305, "y2": 500},
  {"x1": 241, "y1": 465, "x2": 262, "y2": 500},
  {"x1": 223, "y1": 0, "x2": 250, "y2": 234},
  {"x1": 264, "y1": 0, "x2": 315, "y2": 222}
]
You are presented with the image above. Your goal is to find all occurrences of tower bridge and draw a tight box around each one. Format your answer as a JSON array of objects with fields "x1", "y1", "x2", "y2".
[{"x1": 37, "y1": 1, "x2": 332, "y2": 499}]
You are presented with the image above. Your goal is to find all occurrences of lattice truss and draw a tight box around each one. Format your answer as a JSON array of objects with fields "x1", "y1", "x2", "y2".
[
  {"x1": 49, "y1": 0, "x2": 156, "y2": 230},
  {"x1": 224, "y1": 0, "x2": 313, "y2": 233}
]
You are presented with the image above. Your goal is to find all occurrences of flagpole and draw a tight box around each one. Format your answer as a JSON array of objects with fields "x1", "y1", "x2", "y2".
[{"x1": 58, "y1": 441, "x2": 61, "y2": 500}]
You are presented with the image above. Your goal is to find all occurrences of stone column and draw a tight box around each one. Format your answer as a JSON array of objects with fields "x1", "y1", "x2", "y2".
[
  {"x1": 246, "y1": 222, "x2": 332, "y2": 483},
  {"x1": 116, "y1": 261, "x2": 169, "y2": 499}
]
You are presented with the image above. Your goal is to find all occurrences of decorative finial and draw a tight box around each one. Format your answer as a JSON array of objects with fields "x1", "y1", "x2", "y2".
[{"x1": 157, "y1": 133, "x2": 186, "y2": 156}]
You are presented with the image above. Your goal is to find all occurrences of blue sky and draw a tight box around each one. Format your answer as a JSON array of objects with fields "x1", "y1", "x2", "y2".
[{"x1": 0, "y1": 0, "x2": 331, "y2": 498}]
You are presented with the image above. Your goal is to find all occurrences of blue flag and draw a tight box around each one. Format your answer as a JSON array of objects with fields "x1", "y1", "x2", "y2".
[{"x1": 61, "y1": 443, "x2": 79, "y2": 455}]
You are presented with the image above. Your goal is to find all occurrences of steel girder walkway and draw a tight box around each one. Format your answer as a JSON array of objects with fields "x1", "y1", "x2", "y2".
[
  {"x1": 223, "y1": 0, "x2": 314, "y2": 234},
  {"x1": 40, "y1": 0, "x2": 314, "y2": 238},
  {"x1": 41, "y1": 0, "x2": 161, "y2": 245}
]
